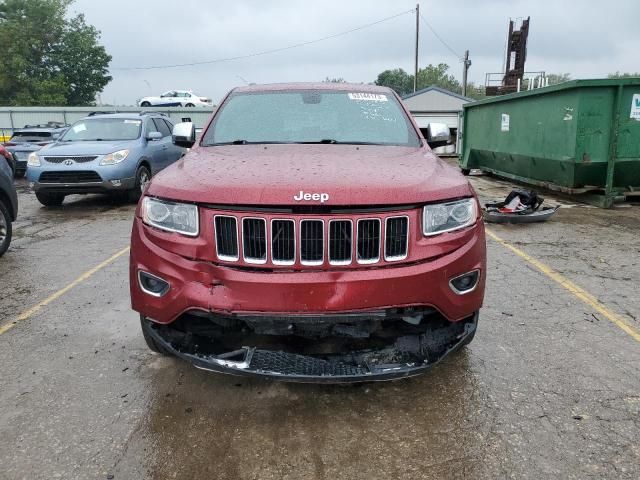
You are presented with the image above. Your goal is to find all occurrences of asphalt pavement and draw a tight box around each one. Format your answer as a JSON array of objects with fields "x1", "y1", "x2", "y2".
[{"x1": 0, "y1": 175, "x2": 639, "y2": 480}]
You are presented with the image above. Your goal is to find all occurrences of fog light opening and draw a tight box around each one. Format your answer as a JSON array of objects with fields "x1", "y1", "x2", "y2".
[
  {"x1": 138, "y1": 270, "x2": 170, "y2": 297},
  {"x1": 449, "y1": 270, "x2": 480, "y2": 295},
  {"x1": 110, "y1": 179, "x2": 122, "y2": 187}
]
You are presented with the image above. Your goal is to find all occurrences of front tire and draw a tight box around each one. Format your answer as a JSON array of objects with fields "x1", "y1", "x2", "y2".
[
  {"x1": 185, "y1": 103, "x2": 195, "y2": 107},
  {"x1": 0, "y1": 200, "x2": 12, "y2": 257},
  {"x1": 140, "y1": 101, "x2": 151, "y2": 107},
  {"x1": 128, "y1": 165, "x2": 151, "y2": 203},
  {"x1": 36, "y1": 191, "x2": 65, "y2": 206}
]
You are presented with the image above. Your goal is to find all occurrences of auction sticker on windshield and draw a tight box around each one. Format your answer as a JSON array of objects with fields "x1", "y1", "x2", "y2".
[
  {"x1": 348, "y1": 93, "x2": 388, "y2": 102},
  {"x1": 73, "y1": 123, "x2": 87, "y2": 133}
]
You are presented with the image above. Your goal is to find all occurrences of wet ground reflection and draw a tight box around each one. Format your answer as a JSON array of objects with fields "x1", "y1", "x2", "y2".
[{"x1": 132, "y1": 349, "x2": 495, "y2": 480}]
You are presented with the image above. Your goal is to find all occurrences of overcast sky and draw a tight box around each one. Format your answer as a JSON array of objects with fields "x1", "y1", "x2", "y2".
[{"x1": 71, "y1": 0, "x2": 639, "y2": 105}]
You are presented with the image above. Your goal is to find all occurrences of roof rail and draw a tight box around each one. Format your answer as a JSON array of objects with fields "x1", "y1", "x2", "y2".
[
  {"x1": 138, "y1": 111, "x2": 169, "y2": 117},
  {"x1": 87, "y1": 111, "x2": 115, "y2": 116}
]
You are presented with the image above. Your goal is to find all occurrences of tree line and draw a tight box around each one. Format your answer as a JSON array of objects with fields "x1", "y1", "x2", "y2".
[{"x1": 0, "y1": 0, "x2": 111, "y2": 106}]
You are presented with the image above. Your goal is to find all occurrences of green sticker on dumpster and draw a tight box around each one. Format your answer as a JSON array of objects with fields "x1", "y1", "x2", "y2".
[{"x1": 631, "y1": 94, "x2": 640, "y2": 120}]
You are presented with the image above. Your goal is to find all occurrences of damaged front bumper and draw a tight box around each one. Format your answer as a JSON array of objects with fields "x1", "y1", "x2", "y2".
[{"x1": 141, "y1": 310, "x2": 478, "y2": 383}]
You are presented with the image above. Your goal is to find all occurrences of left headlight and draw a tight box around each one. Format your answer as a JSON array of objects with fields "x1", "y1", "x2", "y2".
[
  {"x1": 100, "y1": 149, "x2": 130, "y2": 165},
  {"x1": 423, "y1": 198, "x2": 477, "y2": 236},
  {"x1": 142, "y1": 197, "x2": 199, "y2": 237},
  {"x1": 27, "y1": 152, "x2": 41, "y2": 167}
]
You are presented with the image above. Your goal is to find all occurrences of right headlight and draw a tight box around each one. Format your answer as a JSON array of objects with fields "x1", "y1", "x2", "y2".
[
  {"x1": 423, "y1": 198, "x2": 477, "y2": 236},
  {"x1": 142, "y1": 197, "x2": 199, "y2": 237},
  {"x1": 100, "y1": 149, "x2": 130, "y2": 165},
  {"x1": 27, "y1": 152, "x2": 41, "y2": 167}
]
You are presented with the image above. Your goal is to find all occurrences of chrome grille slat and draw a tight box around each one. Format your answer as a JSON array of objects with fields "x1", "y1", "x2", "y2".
[
  {"x1": 300, "y1": 220, "x2": 324, "y2": 265},
  {"x1": 214, "y1": 216, "x2": 239, "y2": 261},
  {"x1": 242, "y1": 218, "x2": 267, "y2": 263},
  {"x1": 385, "y1": 216, "x2": 409, "y2": 261},
  {"x1": 357, "y1": 219, "x2": 380, "y2": 264},
  {"x1": 329, "y1": 220, "x2": 352, "y2": 265},
  {"x1": 272, "y1": 219, "x2": 295, "y2": 265}
]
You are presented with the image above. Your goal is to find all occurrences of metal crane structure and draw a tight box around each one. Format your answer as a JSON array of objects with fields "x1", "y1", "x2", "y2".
[{"x1": 485, "y1": 17, "x2": 544, "y2": 96}]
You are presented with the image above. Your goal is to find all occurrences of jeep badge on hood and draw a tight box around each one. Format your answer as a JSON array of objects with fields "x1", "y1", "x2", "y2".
[{"x1": 293, "y1": 190, "x2": 329, "y2": 203}]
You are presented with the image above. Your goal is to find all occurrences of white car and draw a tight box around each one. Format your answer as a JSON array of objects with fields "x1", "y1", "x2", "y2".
[{"x1": 138, "y1": 90, "x2": 212, "y2": 108}]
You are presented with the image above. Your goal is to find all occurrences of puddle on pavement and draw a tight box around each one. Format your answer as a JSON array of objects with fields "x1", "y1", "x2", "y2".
[{"x1": 122, "y1": 349, "x2": 499, "y2": 480}]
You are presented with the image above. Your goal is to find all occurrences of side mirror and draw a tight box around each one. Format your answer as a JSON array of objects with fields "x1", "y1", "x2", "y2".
[
  {"x1": 147, "y1": 131, "x2": 163, "y2": 141},
  {"x1": 172, "y1": 122, "x2": 195, "y2": 148},
  {"x1": 426, "y1": 123, "x2": 451, "y2": 144}
]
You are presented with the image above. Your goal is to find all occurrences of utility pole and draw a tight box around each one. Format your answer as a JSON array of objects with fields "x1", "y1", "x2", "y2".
[
  {"x1": 414, "y1": 3, "x2": 419, "y2": 92},
  {"x1": 462, "y1": 50, "x2": 471, "y2": 97}
]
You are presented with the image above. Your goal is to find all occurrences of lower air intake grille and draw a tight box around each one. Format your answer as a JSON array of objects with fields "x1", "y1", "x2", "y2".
[
  {"x1": 39, "y1": 171, "x2": 102, "y2": 183},
  {"x1": 214, "y1": 216, "x2": 239, "y2": 260},
  {"x1": 385, "y1": 216, "x2": 409, "y2": 260},
  {"x1": 300, "y1": 220, "x2": 323, "y2": 265},
  {"x1": 242, "y1": 218, "x2": 267, "y2": 263},
  {"x1": 357, "y1": 219, "x2": 380, "y2": 263}
]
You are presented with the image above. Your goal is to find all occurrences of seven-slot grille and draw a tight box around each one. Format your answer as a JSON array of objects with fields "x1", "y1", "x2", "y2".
[{"x1": 214, "y1": 215, "x2": 409, "y2": 267}]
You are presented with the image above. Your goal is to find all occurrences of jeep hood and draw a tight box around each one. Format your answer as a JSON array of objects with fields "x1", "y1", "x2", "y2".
[
  {"x1": 38, "y1": 141, "x2": 133, "y2": 156},
  {"x1": 147, "y1": 144, "x2": 473, "y2": 206}
]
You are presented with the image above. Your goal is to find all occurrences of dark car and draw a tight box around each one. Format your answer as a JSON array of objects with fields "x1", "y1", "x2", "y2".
[
  {"x1": 0, "y1": 145, "x2": 16, "y2": 177},
  {"x1": 130, "y1": 83, "x2": 486, "y2": 382},
  {"x1": 0, "y1": 154, "x2": 18, "y2": 257},
  {"x1": 3, "y1": 122, "x2": 69, "y2": 177}
]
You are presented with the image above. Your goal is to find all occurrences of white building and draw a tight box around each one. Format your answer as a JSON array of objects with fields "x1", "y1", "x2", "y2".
[{"x1": 402, "y1": 86, "x2": 472, "y2": 154}]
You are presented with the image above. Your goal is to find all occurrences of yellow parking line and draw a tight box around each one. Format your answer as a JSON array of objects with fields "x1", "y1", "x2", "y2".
[
  {"x1": 486, "y1": 228, "x2": 640, "y2": 343},
  {"x1": 0, "y1": 246, "x2": 130, "y2": 336}
]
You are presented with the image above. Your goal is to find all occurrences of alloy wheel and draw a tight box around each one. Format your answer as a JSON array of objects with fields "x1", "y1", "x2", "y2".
[
  {"x1": 139, "y1": 169, "x2": 150, "y2": 193},
  {"x1": 0, "y1": 210, "x2": 7, "y2": 246}
]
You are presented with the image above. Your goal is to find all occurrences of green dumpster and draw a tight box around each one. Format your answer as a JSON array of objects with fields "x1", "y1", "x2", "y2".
[{"x1": 460, "y1": 78, "x2": 640, "y2": 207}]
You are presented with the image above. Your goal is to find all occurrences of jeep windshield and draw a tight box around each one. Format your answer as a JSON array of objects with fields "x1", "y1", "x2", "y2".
[
  {"x1": 202, "y1": 90, "x2": 421, "y2": 147},
  {"x1": 60, "y1": 118, "x2": 142, "y2": 142}
]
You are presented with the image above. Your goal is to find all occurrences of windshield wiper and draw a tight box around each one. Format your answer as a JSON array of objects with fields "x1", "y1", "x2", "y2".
[
  {"x1": 299, "y1": 140, "x2": 384, "y2": 145},
  {"x1": 206, "y1": 140, "x2": 292, "y2": 146}
]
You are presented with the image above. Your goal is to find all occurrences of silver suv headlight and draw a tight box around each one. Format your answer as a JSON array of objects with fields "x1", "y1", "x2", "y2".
[
  {"x1": 27, "y1": 152, "x2": 41, "y2": 167},
  {"x1": 423, "y1": 198, "x2": 477, "y2": 236},
  {"x1": 100, "y1": 149, "x2": 130, "y2": 165},
  {"x1": 142, "y1": 197, "x2": 199, "y2": 236}
]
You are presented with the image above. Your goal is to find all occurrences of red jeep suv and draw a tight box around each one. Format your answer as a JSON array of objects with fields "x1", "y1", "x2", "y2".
[{"x1": 129, "y1": 83, "x2": 486, "y2": 382}]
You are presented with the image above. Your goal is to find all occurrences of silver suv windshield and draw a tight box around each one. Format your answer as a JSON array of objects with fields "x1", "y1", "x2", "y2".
[
  {"x1": 203, "y1": 90, "x2": 420, "y2": 147},
  {"x1": 60, "y1": 118, "x2": 142, "y2": 142}
]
